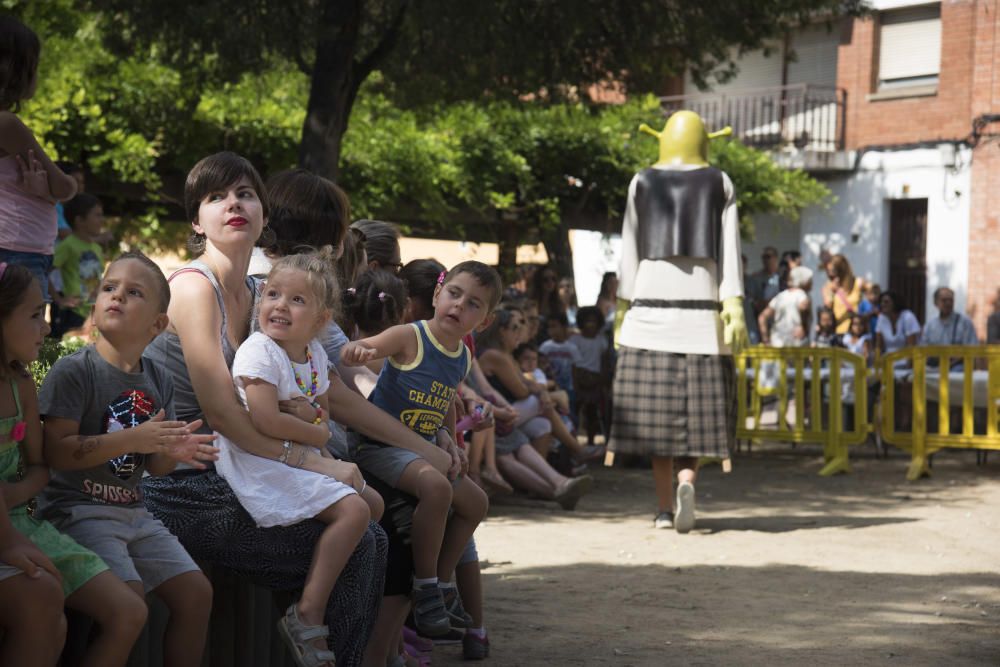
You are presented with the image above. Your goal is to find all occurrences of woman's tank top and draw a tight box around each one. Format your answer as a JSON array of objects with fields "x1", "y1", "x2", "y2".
[
  {"x1": 144, "y1": 260, "x2": 258, "y2": 432},
  {"x1": 0, "y1": 155, "x2": 58, "y2": 254}
]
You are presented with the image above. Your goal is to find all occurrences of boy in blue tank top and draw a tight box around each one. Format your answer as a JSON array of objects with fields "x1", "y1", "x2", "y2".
[{"x1": 341, "y1": 261, "x2": 500, "y2": 637}]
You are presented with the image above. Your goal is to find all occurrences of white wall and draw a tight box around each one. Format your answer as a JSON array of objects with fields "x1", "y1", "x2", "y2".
[
  {"x1": 569, "y1": 230, "x2": 622, "y2": 307},
  {"x1": 794, "y1": 145, "x2": 972, "y2": 318}
]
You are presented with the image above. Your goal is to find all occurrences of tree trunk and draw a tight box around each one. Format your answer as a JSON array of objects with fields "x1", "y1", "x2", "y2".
[
  {"x1": 298, "y1": 0, "x2": 364, "y2": 180},
  {"x1": 542, "y1": 219, "x2": 574, "y2": 280},
  {"x1": 497, "y1": 218, "x2": 520, "y2": 283}
]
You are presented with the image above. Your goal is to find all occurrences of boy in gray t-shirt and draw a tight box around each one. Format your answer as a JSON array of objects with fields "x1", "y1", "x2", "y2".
[{"x1": 37, "y1": 253, "x2": 219, "y2": 665}]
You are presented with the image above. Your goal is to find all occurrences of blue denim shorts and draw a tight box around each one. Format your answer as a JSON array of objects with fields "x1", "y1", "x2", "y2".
[{"x1": 0, "y1": 249, "x2": 52, "y2": 302}]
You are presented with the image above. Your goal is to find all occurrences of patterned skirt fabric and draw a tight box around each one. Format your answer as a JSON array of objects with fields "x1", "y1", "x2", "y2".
[
  {"x1": 610, "y1": 347, "x2": 735, "y2": 458},
  {"x1": 141, "y1": 470, "x2": 387, "y2": 667}
]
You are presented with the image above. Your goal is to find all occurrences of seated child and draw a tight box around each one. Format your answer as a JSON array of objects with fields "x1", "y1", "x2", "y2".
[
  {"x1": 515, "y1": 342, "x2": 571, "y2": 419},
  {"x1": 213, "y1": 251, "x2": 376, "y2": 667},
  {"x1": 49, "y1": 193, "x2": 105, "y2": 340},
  {"x1": 0, "y1": 490, "x2": 67, "y2": 667},
  {"x1": 0, "y1": 256, "x2": 182, "y2": 665},
  {"x1": 570, "y1": 306, "x2": 610, "y2": 445},
  {"x1": 342, "y1": 268, "x2": 408, "y2": 373},
  {"x1": 340, "y1": 261, "x2": 494, "y2": 638}
]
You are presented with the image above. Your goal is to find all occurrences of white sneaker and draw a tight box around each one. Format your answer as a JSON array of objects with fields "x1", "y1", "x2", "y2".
[{"x1": 674, "y1": 481, "x2": 696, "y2": 534}]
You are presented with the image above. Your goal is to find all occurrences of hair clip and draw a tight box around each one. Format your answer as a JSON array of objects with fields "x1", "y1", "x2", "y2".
[
  {"x1": 346, "y1": 287, "x2": 356, "y2": 295},
  {"x1": 0, "y1": 262, "x2": 7, "y2": 282},
  {"x1": 437, "y1": 271, "x2": 446, "y2": 285},
  {"x1": 378, "y1": 291, "x2": 386, "y2": 302}
]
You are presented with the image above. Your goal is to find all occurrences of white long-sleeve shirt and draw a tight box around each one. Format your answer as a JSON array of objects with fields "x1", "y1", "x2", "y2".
[{"x1": 618, "y1": 164, "x2": 743, "y2": 355}]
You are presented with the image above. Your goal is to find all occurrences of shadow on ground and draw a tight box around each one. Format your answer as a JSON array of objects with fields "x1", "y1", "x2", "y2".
[
  {"x1": 436, "y1": 563, "x2": 1000, "y2": 666},
  {"x1": 486, "y1": 443, "x2": 1000, "y2": 525}
]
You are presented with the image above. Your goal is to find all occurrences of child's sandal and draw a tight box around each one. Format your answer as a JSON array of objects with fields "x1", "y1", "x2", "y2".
[{"x1": 277, "y1": 604, "x2": 337, "y2": 667}]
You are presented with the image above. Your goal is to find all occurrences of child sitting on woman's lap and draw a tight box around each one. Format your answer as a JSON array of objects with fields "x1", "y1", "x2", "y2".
[{"x1": 214, "y1": 250, "x2": 377, "y2": 667}]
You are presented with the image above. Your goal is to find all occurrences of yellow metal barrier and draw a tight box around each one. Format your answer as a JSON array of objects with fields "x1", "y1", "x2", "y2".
[
  {"x1": 736, "y1": 346, "x2": 869, "y2": 476},
  {"x1": 879, "y1": 345, "x2": 1000, "y2": 481}
]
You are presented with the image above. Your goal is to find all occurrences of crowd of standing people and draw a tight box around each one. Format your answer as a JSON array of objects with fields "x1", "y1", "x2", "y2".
[{"x1": 749, "y1": 245, "x2": 995, "y2": 367}]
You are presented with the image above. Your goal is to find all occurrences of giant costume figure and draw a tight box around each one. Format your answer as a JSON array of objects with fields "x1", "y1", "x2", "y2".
[{"x1": 610, "y1": 111, "x2": 748, "y2": 533}]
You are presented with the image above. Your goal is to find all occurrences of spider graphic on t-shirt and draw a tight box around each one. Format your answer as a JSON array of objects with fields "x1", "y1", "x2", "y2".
[{"x1": 102, "y1": 389, "x2": 155, "y2": 480}]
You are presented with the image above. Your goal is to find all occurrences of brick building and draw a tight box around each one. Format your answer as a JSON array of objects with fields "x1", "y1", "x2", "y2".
[{"x1": 664, "y1": 0, "x2": 1000, "y2": 333}]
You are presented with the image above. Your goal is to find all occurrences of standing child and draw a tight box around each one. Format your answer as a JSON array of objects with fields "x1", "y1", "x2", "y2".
[
  {"x1": 842, "y1": 314, "x2": 872, "y2": 365},
  {"x1": 340, "y1": 261, "x2": 494, "y2": 638},
  {"x1": 2, "y1": 261, "x2": 149, "y2": 667},
  {"x1": 570, "y1": 306, "x2": 610, "y2": 445},
  {"x1": 539, "y1": 312, "x2": 581, "y2": 413},
  {"x1": 49, "y1": 193, "x2": 105, "y2": 339},
  {"x1": 0, "y1": 17, "x2": 79, "y2": 298},
  {"x1": 213, "y1": 250, "x2": 376, "y2": 667},
  {"x1": 37, "y1": 253, "x2": 220, "y2": 667}
]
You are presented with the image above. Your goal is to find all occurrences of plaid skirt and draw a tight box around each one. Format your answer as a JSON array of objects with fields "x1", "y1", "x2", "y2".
[{"x1": 610, "y1": 347, "x2": 735, "y2": 458}]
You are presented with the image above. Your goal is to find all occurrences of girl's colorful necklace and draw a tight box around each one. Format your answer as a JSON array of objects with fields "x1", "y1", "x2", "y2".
[{"x1": 291, "y1": 348, "x2": 319, "y2": 397}]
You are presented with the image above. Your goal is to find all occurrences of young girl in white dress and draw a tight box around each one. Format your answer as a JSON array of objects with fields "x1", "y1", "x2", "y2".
[{"x1": 214, "y1": 250, "x2": 377, "y2": 667}]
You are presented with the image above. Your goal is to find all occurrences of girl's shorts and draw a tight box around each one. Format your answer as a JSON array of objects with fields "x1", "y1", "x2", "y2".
[{"x1": 9, "y1": 509, "x2": 109, "y2": 596}]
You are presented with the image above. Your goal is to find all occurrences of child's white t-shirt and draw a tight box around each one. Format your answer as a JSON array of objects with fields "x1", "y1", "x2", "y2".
[{"x1": 214, "y1": 332, "x2": 355, "y2": 528}]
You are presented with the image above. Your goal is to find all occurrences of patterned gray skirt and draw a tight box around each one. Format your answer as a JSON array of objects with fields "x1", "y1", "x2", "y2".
[{"x1": 610, "y1": 347, "x2": 735, "y2": 458}]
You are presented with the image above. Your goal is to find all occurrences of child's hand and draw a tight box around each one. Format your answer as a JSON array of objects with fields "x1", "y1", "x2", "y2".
[
  {"x1": 434, "y1": 430, "x2": 463, "y2": 480},
  {"x1": 278, "y1": 396, "x2": 316, "y2": 423},
  {"x1": 493, "y1": 405, "x2": 517, "y2": 424},
  {"x1": 133, "y1": 409, "x2": 203, "y2": 454},
  {"x1": 319, "y1": 458, "x2": 365, "y2": 491},
  {"x1": 473, "y1": 402, "x2": 494, "y2": 431},
  {"x1": 15, "y1": 150, "x2": 51, "y2": 200},
  {"x1": 0, "y1": 530, "x2": 61, "y2": 583},
  {"x1": 340, "y1": 341, "x2": 377, "y2": 367},
  {"x1": 159, "y1": 419, "x2": 219, "y2": 469}
]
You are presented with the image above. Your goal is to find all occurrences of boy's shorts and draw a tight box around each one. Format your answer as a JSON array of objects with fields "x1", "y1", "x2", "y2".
[
  {"x1": 459, "y1": 536, "x2": 478, "y2": 566},
  {"x1": 51, "y1": 504, "x2": 200, "y2": 593},
  {"x1": 349, "y1": 433, "x2": 424, "y2": 487}
]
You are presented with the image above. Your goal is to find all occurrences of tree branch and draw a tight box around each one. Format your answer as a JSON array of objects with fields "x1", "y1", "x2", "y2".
[{"x1": 356, "y1": 0, "x2": 412, "y2": 79}]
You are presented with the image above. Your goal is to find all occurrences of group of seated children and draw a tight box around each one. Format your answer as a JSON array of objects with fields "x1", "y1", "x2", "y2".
[{"x1": 2, "y1": 245, "x2": 567, "y2": 667}]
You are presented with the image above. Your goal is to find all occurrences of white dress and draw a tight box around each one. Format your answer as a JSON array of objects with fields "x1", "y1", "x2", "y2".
[{"x1": 214, "y1": 332, "x2": 356, "y2": 528}]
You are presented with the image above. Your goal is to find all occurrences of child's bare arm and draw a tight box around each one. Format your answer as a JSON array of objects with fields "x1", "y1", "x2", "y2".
[
  {"x1": 1, "y1": 375, "x2": 48, "y2": 508},
  {"x1": 243, "y1": 379, "x2": 331, "y2": 448},
  {"x1": 45, "y1": 410, "x2": 216, "y2": 471},
  {"x1": 0, "y1": 112, "x2": 78, "y2": 201},
  {"x1": 340, "y1": 324, "x2": 416, "y2": 367}
]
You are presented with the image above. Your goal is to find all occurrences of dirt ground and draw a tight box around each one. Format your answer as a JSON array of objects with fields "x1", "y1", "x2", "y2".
[{"x1": 432, "y1": 442, "x2": 1000, "y2": 666}]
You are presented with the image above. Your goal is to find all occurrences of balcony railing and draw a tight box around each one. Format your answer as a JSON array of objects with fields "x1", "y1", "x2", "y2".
[{"x1": 659, "y1": 84, "x2": 846, "y2": 152}]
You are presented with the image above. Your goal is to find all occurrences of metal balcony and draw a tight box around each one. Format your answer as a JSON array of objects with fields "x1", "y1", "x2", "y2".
[{"x1": 659, "y1": 84, "x2": 847, "y2": 153}]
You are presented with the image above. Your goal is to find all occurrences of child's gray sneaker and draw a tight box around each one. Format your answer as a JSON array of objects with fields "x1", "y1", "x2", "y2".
[
  {"x1": 674, "y1": 481, "x2": 696, "y2": 533},
  {"x1": 443, "y1": 587, "x2": 474, "y2": 628},
  {"x1": 412, "y1": 583, "x2": 451, "y2": 637}
]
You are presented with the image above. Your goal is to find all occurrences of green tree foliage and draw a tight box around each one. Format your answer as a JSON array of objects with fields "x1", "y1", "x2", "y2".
[
  {"x1": 7, "y1": 1, "x2": 830, "y2": 261},
  {"x1": 80, "y1": 0, "x2": 866, "y2": 176}
]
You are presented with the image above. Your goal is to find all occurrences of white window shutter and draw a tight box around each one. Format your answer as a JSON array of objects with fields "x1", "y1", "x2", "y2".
[{"x1": 878, "y1": 5, "x2": 941, "y2": 83}]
